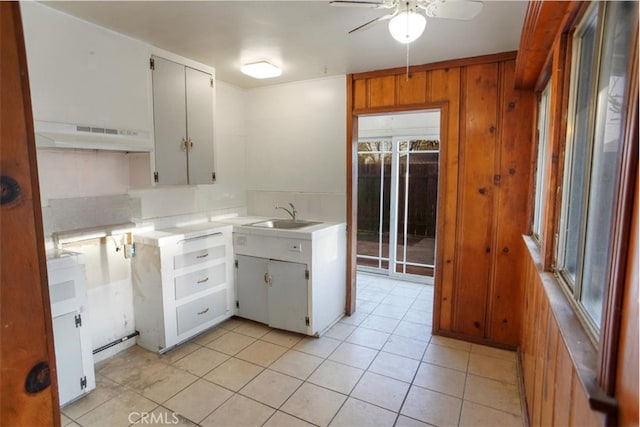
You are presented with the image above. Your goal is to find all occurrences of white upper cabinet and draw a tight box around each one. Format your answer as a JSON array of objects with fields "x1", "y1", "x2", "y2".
[
  {"x1": 151, "y1": 56, "x2": 215, "y2": 185},
  {"x1": 20, "y1": 2, "x2": 152, "y2": 149}
]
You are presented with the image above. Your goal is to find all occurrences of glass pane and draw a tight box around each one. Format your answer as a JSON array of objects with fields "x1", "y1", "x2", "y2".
[
  {"x1": 357, "y1": 152, "x2": 382, "y2": 265},
  {"x1": 562, "y1": 8, "x2": 599, "y2": 283},
  {"x1": 533, "y1": 82, "x2": 551, "y2": 239},
  {"x1": 357, "y1": 148, "x2": 391, "y2": 271},
  {"x1": 396, "y1": 153, "x2": 408, "y2": 267},
  {"x1": 405, "y1": 152, "x2": 439, "y2": 268},
  {"x1": 395, "y1": 151, "x2": 438, "y2": 277},
  {"x1": 580, "y1": 1, "x2": 635, "y2": 327},
  {"x1": 381, "y1": 153, "x2": 391, "y2": 262},
  {"x1": 410, "y1": 139, "x2": 440, "y2": 151},
  {"x1": 357, "y1": 140, "x2": 392, "y2": 153}
]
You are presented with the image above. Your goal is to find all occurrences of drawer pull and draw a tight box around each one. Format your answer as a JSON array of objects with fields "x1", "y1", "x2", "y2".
[
  {"x1": 197, "y1": 277, "x2": 209, "y2": 284},
  {"x1": 196, "y1": 253, "x2": 209, "y2": 259},
  {"x1": 197, "y1": 307, "x2": 209, "y2": 315},
  {"x1": 177, "y1": 232, "x2": 223, "y2": 244}
]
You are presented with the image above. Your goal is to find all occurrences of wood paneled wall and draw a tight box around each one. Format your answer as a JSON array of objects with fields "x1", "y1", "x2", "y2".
[
  {"x1": 347, "y1": 52, "x2": 535, "y2": 347},
  {"x1": 521, "y1": 237, "x2": 608, "y2": 426}
]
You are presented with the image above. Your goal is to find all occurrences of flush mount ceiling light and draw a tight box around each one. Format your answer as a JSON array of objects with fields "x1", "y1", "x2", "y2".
[
  {"x1": 240, "y1": 61, "x2": 282, "y2": 79},
  {"x1": 388, "y1": 8, "x2": 426, "y2": 44}
]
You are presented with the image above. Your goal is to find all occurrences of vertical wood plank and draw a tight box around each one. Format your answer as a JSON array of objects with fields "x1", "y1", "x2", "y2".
[
  {"x1": 353, "y1": 79, "x2": 367, "y2": 110},
  {"x1": 554, "y1": 340, "x2": 574, "y2": 427},
  {"x1": 0, "y1": 3, "x2": 59, "y2": 426},
  {"x1": 521, "y1": 260, "x2": 537, "y2": 417},
  {"x1": 368, "y1": 76, "x2": 396, "y2": 108},
  {"x1": 397, "y1": 71, "x2": 427, "y2": 105},
  {"x1": 429, "y1": 67, "x2": 460, "y2": 332},
  {"x1": 488, "y1": 60, "x2": 535, "y2": 344},
  {"x1": 532, "y1": 293, "x2": 549, "y2": 426},
  {"x1": 541, "y1": 314, "x2": 559, "y2": 425},
  {"x1": 570, "y1": 375, "x2": 605, "y2": 427},
  {"x1": 453, "y1": 63, "x2": 499, "y2": 337},
  {"x1": 616, "y1": 166, "x2": 639, "y2": 427}
]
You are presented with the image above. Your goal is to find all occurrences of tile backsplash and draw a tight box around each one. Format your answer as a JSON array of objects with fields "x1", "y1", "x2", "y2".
[{"x1": 42, "y1": 194, "x2": 140, "y2": 237}]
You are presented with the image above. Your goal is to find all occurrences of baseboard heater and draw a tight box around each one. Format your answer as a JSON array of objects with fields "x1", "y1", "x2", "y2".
[{"x1": 92, "y1": 331, "x2": 140, "y2": 355}]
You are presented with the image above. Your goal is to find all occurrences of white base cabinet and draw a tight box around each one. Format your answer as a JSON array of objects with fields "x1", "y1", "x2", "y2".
[
  {"x1": 236, "y1": 255, "x2": 309, "y2": 334},
  {"x1": 46, "y1": 251, "x2": 96, "y2": 407},
  {"x1": 233, "y1": 222, "x2": 346, "y2": 336},
  {"x1": 133, "y1": 223, "x2": 234, "y2": 353}
]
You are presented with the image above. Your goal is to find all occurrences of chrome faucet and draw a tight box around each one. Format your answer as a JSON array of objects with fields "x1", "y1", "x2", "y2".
[{"x1": 275, "y1": 203, "x2": 298, "y2": 220}]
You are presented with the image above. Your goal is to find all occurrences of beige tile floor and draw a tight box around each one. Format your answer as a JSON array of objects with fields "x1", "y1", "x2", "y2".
[{"x1": 61, "y1": 273, "x2": 525, "y2": 427}]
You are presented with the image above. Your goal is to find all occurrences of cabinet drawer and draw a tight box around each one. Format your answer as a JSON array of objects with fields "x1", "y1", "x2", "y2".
[
  {"x1": 50, "y1": 279, "x2": 77, "y2": 305},
  {"x1": 174, "y1": 244, "x2": 226, "y2": 269},
  {"x1": 176, "y1": 289, "x2": 227, "y2": 335},
  {"x1": 174, "y1": 263, "x2": 226, "y2": 300}
]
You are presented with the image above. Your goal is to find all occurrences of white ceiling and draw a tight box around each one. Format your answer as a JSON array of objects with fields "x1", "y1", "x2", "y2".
[{"x1": 42, "y1": 0, "x2": 528, "y2": 89}]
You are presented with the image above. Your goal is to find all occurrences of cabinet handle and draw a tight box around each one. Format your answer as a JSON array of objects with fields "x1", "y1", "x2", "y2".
[
  {"x1": 197, "y1": 307, "x2": 209, "y2": 315},
  {"x1": 197, "y1": 277, "x2": 209, "y2": 284},
  {"x1": 188, "y1": 137, "x2": 194, "y2": 151},
  {"x1": 196, "y1": 253, "x2": 209, "y2": 259},
  {"x1": 180, "y1": 137, "x2": 188, "y2": 151},
  {"x1": 177, "y1": 232, "x2": 223, "y2": 244},
  {"x1": 263, "y1": 272, "x2": 272, "y2": 286}
]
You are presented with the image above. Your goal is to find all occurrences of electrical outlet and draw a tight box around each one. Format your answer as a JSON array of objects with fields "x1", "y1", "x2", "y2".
[{"x1": 124, "y1": 243, "x2": 135, "y2": 258}]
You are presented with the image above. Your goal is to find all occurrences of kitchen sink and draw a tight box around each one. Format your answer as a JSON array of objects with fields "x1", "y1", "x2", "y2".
[{"x1": 248, "y1": 219, "x2": 321, "y2": 229}]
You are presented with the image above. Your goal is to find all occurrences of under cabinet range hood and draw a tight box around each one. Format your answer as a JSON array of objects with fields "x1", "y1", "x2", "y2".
[{"x1": 34, "y1": 120, "x2": 153, "y2": 152}]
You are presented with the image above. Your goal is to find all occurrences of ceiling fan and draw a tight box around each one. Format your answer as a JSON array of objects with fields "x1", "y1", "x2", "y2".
[{"x1": 331, "y1": 0, "x2": 483, "y2": 43}]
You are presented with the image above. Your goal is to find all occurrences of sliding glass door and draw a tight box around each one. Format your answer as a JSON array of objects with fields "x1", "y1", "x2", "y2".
[{"x1": 357, "y1": 136, "x2": 439, "y2": 281}]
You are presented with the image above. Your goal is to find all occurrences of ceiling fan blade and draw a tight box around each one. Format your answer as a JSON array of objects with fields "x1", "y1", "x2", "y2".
[
  {"x1": 330, "y1": 1, "x2": 391, "y2": 8},
  {"x1": 423, "y1": 0, "x2": 483, "y2": 20},
  {"x1": 348, "y1": 11, "x2": 397, "y2": 34}
]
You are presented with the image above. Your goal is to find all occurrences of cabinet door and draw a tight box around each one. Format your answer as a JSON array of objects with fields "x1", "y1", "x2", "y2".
[
  {"x1": 236, "y1": 255, "x2": 269, "y2": 324},
  {"x1": 185, "y1": 67, "x2": 215, "y2": 184},
  {"x1": 52, "y1": 312, "x2": 84, "y2": 406},
  {"x1": 152, "y1": 56, "x2": 188, "y2": 185},
  {"x1": 268, "y1": 260, "x2": 308, "y2": 334}
]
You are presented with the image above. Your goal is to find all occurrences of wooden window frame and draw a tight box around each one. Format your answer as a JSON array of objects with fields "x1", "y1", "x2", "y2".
[
  {"x1": 553, "y1": 1, "x2": 636, "y2": 337},
  {"x1": 531, "y1": 80, "x2": 552, "y2": 243},
  {"x1": 540, "y1": 0, "x2": 638, "y2": 405}
]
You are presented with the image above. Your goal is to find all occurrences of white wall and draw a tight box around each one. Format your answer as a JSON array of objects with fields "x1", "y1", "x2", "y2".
[
  {"x1": 245, "y1": 76, "x2": 347, "y2": 222},
  {"x1": 21, "y1": 1, "x2": 151, "y2": 133}
]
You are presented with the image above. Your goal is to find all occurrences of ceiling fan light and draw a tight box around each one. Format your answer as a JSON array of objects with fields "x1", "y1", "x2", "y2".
[
  {"x1": 240, "y1": 61, "x2": 282, "y2": 79},
  {"x1": 388, "y1": 10, "x2": 426, "y2": 43}
]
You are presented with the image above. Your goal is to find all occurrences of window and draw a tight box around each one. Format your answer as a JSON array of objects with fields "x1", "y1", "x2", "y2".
[
  {"x1": 556, "y1": 1, "x2": 635, "y2": 339},
  {"x1": 532, "y1": 81, "x2": 552, "y2": 241}
]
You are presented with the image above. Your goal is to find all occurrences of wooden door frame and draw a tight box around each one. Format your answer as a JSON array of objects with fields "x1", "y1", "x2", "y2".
[
  {"x1": 345, "y1": 78, "x2": 448, "y2": 318},
  {"x1": 1, "y1": 3, "x2": 60, "y2": 425}
]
